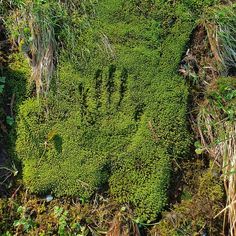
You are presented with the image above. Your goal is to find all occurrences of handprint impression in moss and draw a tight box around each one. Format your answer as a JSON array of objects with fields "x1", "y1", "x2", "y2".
[{"x1": 17, "y1": 5, "x2": 192, "y2": 221}]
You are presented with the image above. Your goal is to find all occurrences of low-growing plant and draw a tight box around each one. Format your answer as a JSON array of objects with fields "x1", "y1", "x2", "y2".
[
  {"x1": 13, "y1": 206, "x2": 36, "y2": 233},
  {"x1": 14, "y1": 0, "x2": 219, "y2": 222}
]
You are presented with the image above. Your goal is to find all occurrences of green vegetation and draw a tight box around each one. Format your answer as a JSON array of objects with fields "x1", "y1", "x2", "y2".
[
  {"x1": 197, "y1": 75, "x2": 236, "y2": 234},
  {"x1": 209, "y1": 3, "x2": 236, "y2": 75},
  {"x1": 151, "y1": 166, "x2": 224, "y2": 235},
  {"x1": 0, "y1": 0, "x2": 231, "y2": 233},
  {"x1": 15, "y1": 0, "x2": 197, "y2": 221},
  {"x1": 208, "y1": 77, "x2": 236, "y2": 120}
]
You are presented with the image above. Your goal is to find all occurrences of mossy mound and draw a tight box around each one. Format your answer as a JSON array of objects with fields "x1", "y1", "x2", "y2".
[{"x1": 15, "y1": 1, "x2": 206, "y2": 221}]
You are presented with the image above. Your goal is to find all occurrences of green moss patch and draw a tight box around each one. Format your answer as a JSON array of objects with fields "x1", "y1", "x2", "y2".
[{"x1": 15, "y1": 0, "x2": 212, "y2": 221}]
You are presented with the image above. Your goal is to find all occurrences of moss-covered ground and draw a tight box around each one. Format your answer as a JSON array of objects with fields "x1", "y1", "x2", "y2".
[
  {"x1": 0, "y1": 0, "x2": 233, "y2": 235},
  {"x1": 15, "y1": 0, "x2": 197, "y2": 221}
]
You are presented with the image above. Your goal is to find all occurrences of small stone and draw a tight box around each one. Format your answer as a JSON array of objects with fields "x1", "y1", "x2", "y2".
[{"x1": 46, "y1": 195, "x2": 53, "y2": 202}]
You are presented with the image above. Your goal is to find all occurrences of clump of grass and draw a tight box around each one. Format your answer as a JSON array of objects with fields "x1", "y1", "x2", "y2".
[
  {"x1": 216, "y1": 4, "x2": 236, "y2": 75},
  {"x1": 194, "y1": 5, "x2": 236, "y2": 234},
  {"x1": 204, "y1": 4, "x2": 236, "y2": 75},
  {"x1": 5, "y1": 0, "x2": 95, "y2": 97},
  {"x1": 196, "y1": 77, "x2": 236, "y2": 235},
  {"x1": 6, "y1": 1, "x2": 58, "y2": 97}
]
